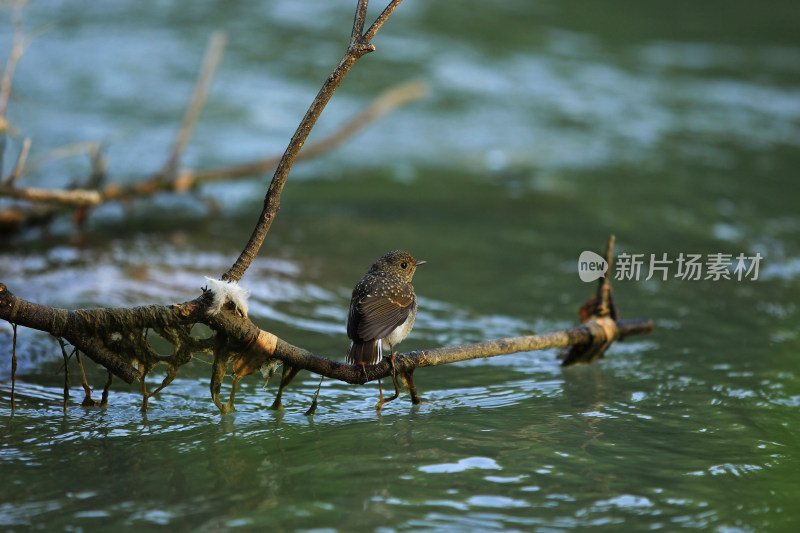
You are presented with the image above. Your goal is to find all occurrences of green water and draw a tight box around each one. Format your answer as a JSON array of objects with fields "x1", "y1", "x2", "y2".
[{"x1": 2, "y1": 1, "x2": 800, "y2": 531}]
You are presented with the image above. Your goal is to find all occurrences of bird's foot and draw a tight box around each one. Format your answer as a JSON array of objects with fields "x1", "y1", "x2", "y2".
[{"x1": 376, "y1": 349, "x2": 400, "y2": 410}]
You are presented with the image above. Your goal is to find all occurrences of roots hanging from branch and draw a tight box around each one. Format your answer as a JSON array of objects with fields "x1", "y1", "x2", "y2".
[
  {"x1": 10, "y1": 322, "x2": 17, "y2": 412},
  {"x1": 75, "y1": 351, "x2": 99, "y2": 407},
  {"x1": 0, "y1": 245, "x2": 654, "y2": 414},
  {"x1": 56, "y1": 336, "x2": 73, "y2": 411}
]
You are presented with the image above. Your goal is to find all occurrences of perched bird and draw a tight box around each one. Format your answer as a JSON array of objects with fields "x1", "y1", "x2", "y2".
[{"x1": 346, "y1": 250, "x2": 425, "y2": 370}]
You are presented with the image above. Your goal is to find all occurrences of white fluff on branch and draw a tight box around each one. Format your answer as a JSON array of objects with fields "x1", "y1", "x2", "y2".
[{"x1": 204, "y1": 277, "x2": 250, "y2": 317}]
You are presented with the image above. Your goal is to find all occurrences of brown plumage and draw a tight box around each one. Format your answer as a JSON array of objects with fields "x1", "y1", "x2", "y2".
[{"x1": 346, "y1": 250, "x2": 425, "y2": 366}]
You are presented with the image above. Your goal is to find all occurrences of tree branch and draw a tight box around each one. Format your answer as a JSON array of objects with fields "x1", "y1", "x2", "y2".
[
  {"x1": 157, "y1": 31, "x2": 227, "y2": 180},
  {"x1": 262, "y1": 317, "x2": 654, "y2": 386},
  {"x1": 351, "y1": 0, "x2": 370, "y2": 46},
  {"x1": 364, "y1": 0, "x2": 404, "y2": 43},
  {"x1": 0, "y1": 5, "x2": 421, "y2": 230},
  {"x1": 0, "y1": 279, "x2": 654, "y2": 412},
  {"x1": 221, "y1": 0, "x2": 403, "y2": 283},
  {"x1": 0, "y1": 80, "x2": 424, "y2": 213},
  {"x1": 4, "y1": 136, "x2": 30, "y2": 185},
  {"x1": 189, "y1": 80, "x2": 427, "y2": 183},
  {"x1": 0, "y1": 2, "x2": 26, "y2": 120},
  {"x1": 0, "y1": 3, "x2": 657, "y2": 416},
  {"x1": 0, "y1": 184, "x2": 102, "y2": 206}
]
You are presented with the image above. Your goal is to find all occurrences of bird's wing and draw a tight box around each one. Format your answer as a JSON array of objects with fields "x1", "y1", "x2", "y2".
[{"x1": 347, "y1": 293, "x2": 414, "y2": 342}]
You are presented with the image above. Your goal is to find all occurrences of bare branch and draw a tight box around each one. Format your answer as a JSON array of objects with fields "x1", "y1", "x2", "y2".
[
  {"x1": 157, "y1": 31, "x2": 227, "y2": 179},
  {"x1": 364, "y1": 0, "x2": 404, "y2": 43},
  {"x1": 0, "y1": 279, "x2": 654, "y2": 413},
  {"x1": 221, "y1": 0, "x2": 404, "y2": 283},
  {"x1": 351, "y1": 0, "x2": 370, "y2": 46},
  {"x1": 260, "y1": 317, "x2": 654, "y2": 385},
  {"x1": 0, "y1": 1, "x2": 657, "y2": 417},
  {"x1": 10, "y1": 323, "x2": 16, "y2": 412},
  {"x1": 24, "y1": 141, "x2": 101, "y2": 175},
  {"x1": 0, "y1": 3, "x2": 26, "y2": 119},
  {"x1": 190, "y1": 80, "x2": 427, "y2": 182},
  {"x1": 0, "y1": 82, "x2": 424, "y2": 219},
  {"x1": 0, "y1": 4, "x2": 418, "y2": 232},
  {"x1": 0, "y1": 183, "x2": 101, "y2": 206},
  {"x1": 5, "y1": 136, "x2": 30, "y2": 184}
]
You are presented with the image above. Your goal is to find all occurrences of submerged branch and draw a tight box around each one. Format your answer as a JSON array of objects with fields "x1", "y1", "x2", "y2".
[{"x1": 0, "y1": 276, "x2": 654, "y2": 413}]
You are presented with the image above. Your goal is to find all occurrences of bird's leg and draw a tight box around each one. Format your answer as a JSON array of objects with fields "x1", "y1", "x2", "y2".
[
  {"x1": 376, "y1": 345, "x2": 400, "y2": 411},
  {"x1": 387, "y1": 344, "x2": 401, "y2": 402},
  {"x1": 358, "y1": 362, "x2": 368, "y2": 381},
  {"x1": 374, "y1": 376, "x2": 387, "y2": 411}
]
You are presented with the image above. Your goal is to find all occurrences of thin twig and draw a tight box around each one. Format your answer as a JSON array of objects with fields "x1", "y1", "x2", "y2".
[
  {"x1": 0, "y1": 3, "x2": 27, "y2": 120},
  {"x1": 5, "y1": 136, "x2": 30, "y2": 185},
  {"x1": 190, "y1": 80, "x2": 427, "y2": 182},
  {"x1": 100, "y1": 370, "x2": 112, "y2": 407},
  {"x1": 85, "y1": 143, "x2": 107, "y2": 189},
  {"x1": 10, "y1": 323, "x2": 17, "y2": 412},
  {"x1": 57, "y1": 338, "x2": 72, "y2": 411},
  {"x1": 0, "y1": 81, "x2": 424, "y2": 211},
  {"x1": 23, "y1": 141, "x2": 101, "y2": 176},
  {"x1": 364, "y1": 0, "x2": 404, "y2": 43},
  {"x1": 222, "y1": 0, "x2": 403, "y2": 283},
  {"x1": 158, "y1": 31, "x2": 227, "y2": 180},
  {"x1": 351, "y1": 0, "x2": 370, "y2": 46},
  {"x1": 75, "y1": 351, "x2": 98, "y2": 406}
]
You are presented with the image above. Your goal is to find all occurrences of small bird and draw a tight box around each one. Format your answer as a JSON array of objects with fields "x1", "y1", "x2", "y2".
[{"x1": 346, "y1": 250, "x2": 425, "y2": 407}]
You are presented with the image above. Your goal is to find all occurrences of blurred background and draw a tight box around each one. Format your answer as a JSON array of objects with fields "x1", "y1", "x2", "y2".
[{"x1": 1, "y1": 1, "x2": 799, "y2": 531}]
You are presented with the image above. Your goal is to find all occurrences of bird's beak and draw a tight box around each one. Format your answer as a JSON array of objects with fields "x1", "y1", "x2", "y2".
[{"x1": 416, "y1": 260, "x2": 427, "y2": 266}]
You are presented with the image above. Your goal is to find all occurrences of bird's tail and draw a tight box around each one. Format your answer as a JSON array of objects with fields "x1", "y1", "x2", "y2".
[{"x1": 346, "y1": 340, "x2": 383, "y2": 366}]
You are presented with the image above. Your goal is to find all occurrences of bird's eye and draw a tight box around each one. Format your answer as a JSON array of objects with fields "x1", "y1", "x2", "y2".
[{"x1": 401, "y1": 262, "x2": 408, "y2": 269}]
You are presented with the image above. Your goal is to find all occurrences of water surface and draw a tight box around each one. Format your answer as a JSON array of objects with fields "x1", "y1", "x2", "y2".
[{"x1": 1, "y1": 1, "x2": 799, "y2": 531}]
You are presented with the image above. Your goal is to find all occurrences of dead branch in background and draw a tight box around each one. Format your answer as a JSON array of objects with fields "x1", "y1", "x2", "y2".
[
  {"x1": 1, "y1": 1, "x2": 655, "y2": 415},
  {"x1": 0, "y1": 81, "x2": 426, "y2": 211},
  {"x1": 187, "y1": 80, "x2": 427, "y2": 183},
  {"x1": 0, "y1": 7, "x2": 426, "y2": 229},
  {"x1": 156, "y1": 31, "x2": 228, "y2": 182},
  {"x1": 0, "y1": 1, "x2": 26, "y2": 122}
]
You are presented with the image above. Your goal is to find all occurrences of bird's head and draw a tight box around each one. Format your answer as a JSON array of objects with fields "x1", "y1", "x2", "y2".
[{"x1": 370, "y1": 250, "x2": 426, "y2": 282}]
